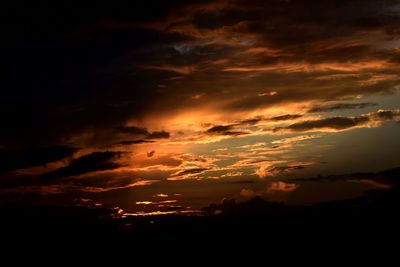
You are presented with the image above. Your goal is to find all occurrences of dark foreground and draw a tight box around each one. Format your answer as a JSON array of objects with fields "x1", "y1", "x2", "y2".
[{"x1": 1, "y1": 188, "x2": 400, "y2": 254}]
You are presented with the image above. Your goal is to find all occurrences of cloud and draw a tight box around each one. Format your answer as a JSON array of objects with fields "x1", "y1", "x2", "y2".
[
  {"x1": 206, "y1": 124, "x2": 249, "y2": 136},
  {"x1": 147, "y1": 150, "x2": 155, "y2": 157},
  {"x1": 239, "y1": 181, "x2": 299, "y2": 200},
  {"x1": 207, "y1": 125, "x2": 234, "y2": 133},
  {"x1": 3, "y1": 0, "x2": 400, "y2": 152},
  {"x1": 255, "y1": 164, "x2": 274, "y2": 178},
  {"x1": 375, "y1": 109, "x2": 400, "y2": 120},
  {"x1": 0, "y1": 151, "x2": 126, "y2": 189},
  {"x1": 240, "y1": 188, "x2": 260, "y2": 199},
  {"x1": 113, "y1": 140, "x2": 154, "y2": 146},
  {"x1": 348, "y1": 179, "x2": 391, "y2": 189},
  {"x1": 169, "y1": 168, "x2": 209, "y2": 180},
  {"x1": 116, "y1": 126, "x2": 170, "y2": 140},
  {"x1": 49, "y1": 151, "x2": 123, "y2": 178},
  {"x1": 239, "y1": 117, "x2": 263, "y2": 125},
  {"x1": 235, "y1": 114, "x2": 301, "y2": 128},
  {"x1": 308, "y1": 102, "x2": 378, "y2": 113},
  {"x1": 275, "y1": 117, "x2": 370, "y2": 132},
  {"x1": 141, "y1": 64, "x2": 197, "y2": 75},
  {"x1": 268, "y1": 114, "x2": 303, "y2": 121},
  {"x1": 273, "y1": 109, "x2": 400, "y2": 133},
  {"x1": 132, "y1": 154, "x2": 182, "y2": 168},
  {"x1": 116, "y1": 126, "x2": 149, "y2": 135},
  {"x1": 223, "y1": 61, "x2": 394, "y2": 73},
  {"x1": 147, "y1": 131, "x2": 170, "y2": 139},
  {"x1": 0, "y1": 146, "x2": 77, "y2": 173},
  {"x1": 255, "y1": 162, "x2": 316, "y2": 178},
  {"x1": 2, "y1": 0, "x2": 400, "y2": 200},
  {"x1": 296, "y1": 166, "x2": 400, "y2": 190},
  {"x1": 267, "y1": 181, "x2": 299, "y2": 193}
]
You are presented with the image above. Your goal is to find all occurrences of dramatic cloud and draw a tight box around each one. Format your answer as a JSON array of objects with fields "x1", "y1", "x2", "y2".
[
  {"x1": 2, "y1": 0, "x2": 400, "y2": 206},
  {"x1": 3, "y1": 0, "x2": 400, "y2": 151}
]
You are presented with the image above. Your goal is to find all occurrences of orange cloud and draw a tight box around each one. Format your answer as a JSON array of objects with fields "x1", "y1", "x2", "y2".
[{"x1": 267, "y1": 181, "x2": 299, "y2": 193}]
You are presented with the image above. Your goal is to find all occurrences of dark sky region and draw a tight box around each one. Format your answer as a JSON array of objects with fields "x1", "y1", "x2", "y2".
[{"x1": 1, "y1": 0, "x2": 400, "y2": 215}]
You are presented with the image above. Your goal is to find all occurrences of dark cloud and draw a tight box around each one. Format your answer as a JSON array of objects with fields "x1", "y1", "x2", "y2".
[
  {"x1": 0, "y1": 146, "x2": 77, "y2": 173},
  {"x1": 207, "y1": 125, "x2": 235, "y2": 133},
  {"x1": 69, "y1": 175, "x2": 139, "y2": 190},
  {"x1": 378, "y1": 167, "x2": 400, "y2": 188},
  {"x1": 147, "y1": 131, "x2": 170, "y2": 139},
  {"x1": 113, "y1": 140, "x2": 154, "y2": 146},
  {"x1": 135, "y1": 155, "x2": 182, "y2": 168},
  {"x1": 239, "y1": 118, "x2": 263, "y2": 125},
  {"x1": 116, "y1": 127, "x2": 170, "y2": 140},
  {"x1": 269, "y1": 165, "x2": 306, "y2": 173},
  {"x1": 238, "y1": 114, "x2": 302, "y2": 126},
  {"x1": 274, "y1": 116, "x2": 370, "y2": 132},
  {"x1": 375, "y1": 109, "x2": 400, "y2": 120},
  {"x1": 49, "y1": 151, "x2": 123, "y2": 178},
  {"x1": 147, "y1": 150, "x2": 155, "y2": 157},
  {"x1": 0, "y1": 151, "x2": 123, "y2": 189},
  {"x1": 206, "y1": 125, "x2": 248, "y2": 136},
  {"x1": 116, "y1": 126, "x2": 149, "y2": 136},
  {"x1": 308, "y1": 102, "x2": 378, "y2": 113},
  {"x1": 269, "y1": 114, "x2": 303, "y2": 121},
  {"x1": 171, "y1": 168, "x2": 209, "y2": 177},
  {"x1": 296, "y1": 166, "x2": 400, "y2": 189},
  {"x1": 273, "y1": 109, "x2": 400, "y2": 132}
]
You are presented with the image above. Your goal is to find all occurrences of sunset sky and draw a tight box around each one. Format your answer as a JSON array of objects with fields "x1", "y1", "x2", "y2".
[{"x1": 2, "y1": 0, "x2": 400, "y2": 214}]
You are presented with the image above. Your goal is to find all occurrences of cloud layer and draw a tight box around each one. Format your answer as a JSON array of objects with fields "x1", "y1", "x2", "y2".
[{"x1": 1, "y1": 0, "x2": 400, "y2": 204}]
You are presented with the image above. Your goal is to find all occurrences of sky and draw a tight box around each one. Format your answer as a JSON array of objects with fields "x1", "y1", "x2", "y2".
[{"x1": 1, "y1": 0, "x2": 400, "y2": 214}]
